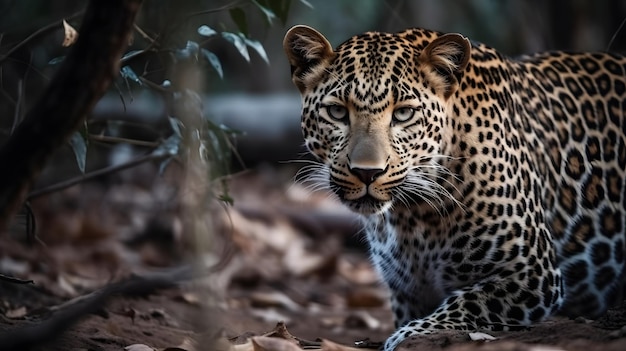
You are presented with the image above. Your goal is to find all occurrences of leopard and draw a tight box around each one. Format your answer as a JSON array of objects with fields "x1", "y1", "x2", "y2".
[{"x1": 283, "y1": 25, "x2": 626, "y2": 350}]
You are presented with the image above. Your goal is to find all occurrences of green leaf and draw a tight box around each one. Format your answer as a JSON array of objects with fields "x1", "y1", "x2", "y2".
[
  {"x1": 153, "y1": 117, "x2": 183, "y2": 157},
  {"x1": 220, "y1": 124, "x2": 244, "y2": 135},
  {"x1": 229, "y1": 8, "x2": 248, "y2": 36},
  {"x1": 186, "y1": 40, "x2": 199, "y2": 49},
  {"x1": 154, "y1": 133, "x2": 180, "y2": 157},
  {"x1": 252, "y1": 0, "x2": 277, "y2": 24},
  {"x1": 48, "y1": 56, "x2": 65, "y2": 65},
  {"x1": 298, "y1": 0, "x2": 313, "y2": 9},
  {"x1": 244, "y1": 38, "x2": 269, "y2": 64},
  {"x1": 221, "y1": 32, "x2": 249, "y2": 62},
  {"x1": 174, "y1": 41, "x2": 200, "y2": 61},
  {"x1": 197, "y1": 25, "x2": 217, "y2": 37},
  {"x1": 186, "y1": 40, "x2": 200, "y2": 59},
  {"x1": 121, "y1": 50, "x2": 143, "y2": 61},
  {"x1": 219, "y1": 192, "x2": 234, "y2": 205},
  {"x1": 265, "y1": 0, "x2": 291, "y2": 25},
  {"x1": 154, "y1": 117, "x2": 182, "y2": 175},
  {"x1": 201, "y1": 49, "x2": 224, "y2": 79},
  {"x1": 157, "y1": 157, "x2": 173, "y2": 175},
  {"x1": 168, "y1": 117, "x2": 184, "y2": 139},
  {"x1": 120, "y1": 66, "x2": 142, "y2": 85},
  {"x1": 69, "y1": 131, "x2": 87, "y2": 173}
]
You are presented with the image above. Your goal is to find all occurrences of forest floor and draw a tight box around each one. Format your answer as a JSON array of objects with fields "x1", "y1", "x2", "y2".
[{"x1": 0, "y1": 164, "x2": 625, "y2": 351}]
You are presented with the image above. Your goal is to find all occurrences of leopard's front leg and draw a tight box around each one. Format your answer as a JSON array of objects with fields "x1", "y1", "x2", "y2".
[{"x1": 384, "y1": 275, "x2": 563, "y2": 351}]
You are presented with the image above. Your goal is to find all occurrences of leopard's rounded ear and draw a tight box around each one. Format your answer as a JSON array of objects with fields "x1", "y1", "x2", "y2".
[
  {"x1": 283, "y1": 25, "x2": 334, "y2": 92},
  {"x1": 419, "y1": 33, "x2": 471, "y2": 98}
]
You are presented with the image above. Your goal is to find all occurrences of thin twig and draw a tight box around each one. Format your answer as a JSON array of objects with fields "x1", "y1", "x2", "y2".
[
  {"x1": 0, "y1": 273, "x2": 34, "y2": 285},
  {"x1": 120, "y1": 48, "x2": 145, "y2": 64},
  {"x1": 121, "y1": 23, "x2": 162, "y2": 66},
  {"x1": 0, "y1": 11, "x2": 84, "y2": 66},
  {"x1": 22, "y1": 201, "x2": 45, "y2": 247},
  {"x1": 607, "y1": 15, "x2": 626, "y2": 52},
  {"x1": 27, "y1": 152, "x2": 171, "y2": 200},
  {"x1": 87, "y1": 118, "x2": 162, "y2": 136},
  {"x1": 88, "y1": 133, "x2": 160, "y2": 147},
  {"x1": 184, "y1": 0, "x2": 248, "y2": 19},
  {"x1": 10, "y1": 79, "x2": 22, "y2": 134},
  {"x1": 133, "y1": 23, "x2": 157, "y2": 45},
  {"x1": 159, "y1": 0, "x2": 247, "y2": 42},
  {"x1": 0, "y1": 88, "x2": 16, "y2": 107},
  {"x1": 0, "y1": 265, "x2": 200, "y2": 350},
  {"x1": 139, "y1": 75, "x2": 170, "y2": 93}
]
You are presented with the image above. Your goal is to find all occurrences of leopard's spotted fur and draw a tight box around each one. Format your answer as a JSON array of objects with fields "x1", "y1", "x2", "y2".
[{"x1": 283, "y1": 25, "x2": 626, "y2": 350}]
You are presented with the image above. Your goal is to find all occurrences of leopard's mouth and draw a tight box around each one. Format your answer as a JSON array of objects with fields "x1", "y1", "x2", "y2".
[
  {"x1": 338, "y1": 193, "x2": 391, "y2": 215},
  {"x1": 329, "y1": 177, "x2": 396, "y2": 215}
]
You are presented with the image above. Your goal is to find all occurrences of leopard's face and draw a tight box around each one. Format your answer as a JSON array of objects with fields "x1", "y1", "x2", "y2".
[{"x1": 285, "y1": 27, "x2": 470, "y2": 215}]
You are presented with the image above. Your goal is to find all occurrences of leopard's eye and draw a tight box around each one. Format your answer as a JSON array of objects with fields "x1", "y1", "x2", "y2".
[
  {"x1": 393, "y1": 107, "x2": 416, "y2": 122},
  {"x1": 325, "y1": 105, "x2": 348, "y2": 120}
]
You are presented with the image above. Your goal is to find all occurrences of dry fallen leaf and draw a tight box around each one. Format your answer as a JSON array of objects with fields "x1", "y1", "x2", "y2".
[
  {"x1": 124, "y1": 344, "x2": 156, "y2": 351},
  {"x1": 319, "y1": 315, "x2": 345, "y2": 329},
  {"x1": 215, "y1": 335, "x2": 238, "y2": 351},
  {"x1": 62, "y1": 19, "x2": 78, "y2": 47},
  {"x1": 345, "y1": 289, "x2": 386, "y2": 308},
  {"x1": 232, "y1": 341, "x2": 253, "y2": 351},
  {"x1": 251, "y1": 336, "x2": 302, "y2": 351},
  {"x1": 249, "y1": 291, "x2": 302, "y2": 311},
  {"x1": 344, "y1": 310, "x2": 381, "y2": 330},
  {"x1": 283, "y1": 239, "x2": 337, "y2": 277},
  {"x1": 120, "y1": 307, "x2": 137, "y2": 324},
  {"x1": 250, "y1": 308, "x2": 291, "y2": 324},
  {"x1": 261, "y1": 321, "x2": 299, "y2": 342},
  {"x1": 468, "y1": 332, "x2": 497, "y2": 341},
  {"x1": 5, "y1": 306, "x2": 27, "y2": 319},
  {"x1": 177, "y1": 292, "x2": 202, "y2": 306},
  {"x1": 338, "y1": 259, "x2": 378, "y2": 285},
  {"x1": 163, "y1": 337, "x2": 197, "y2": 351},
  {"x1": 57, "y1": 274, "x2": 78, "y2": 297},
  {"x1": 321, "y1": 339, "x2": 376, "y2": 350}
]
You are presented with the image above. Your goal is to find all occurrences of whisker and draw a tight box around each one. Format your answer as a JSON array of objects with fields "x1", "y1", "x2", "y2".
[
  {"x1": 395, "y1": 180, "x2": 444, "y2": 216},
  {"x1": 405, "y1": 174, "x2": 466, "y2": 213},
  {"x1": 289, "y1": 161, "x2": 335, "y2": 196},
  {"x1": 389, "y1": 153, "x2": 467, "y2": 217}
]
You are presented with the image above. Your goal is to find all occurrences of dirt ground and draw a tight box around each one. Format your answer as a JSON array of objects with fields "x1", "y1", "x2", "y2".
[{"x1": 0, "y1": 165, "x2": 626, "y2": 351}]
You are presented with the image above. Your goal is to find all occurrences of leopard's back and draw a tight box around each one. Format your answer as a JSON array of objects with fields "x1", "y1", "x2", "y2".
[{"x1": 515, "y1": 51, "x2": 626, "y2": 316}]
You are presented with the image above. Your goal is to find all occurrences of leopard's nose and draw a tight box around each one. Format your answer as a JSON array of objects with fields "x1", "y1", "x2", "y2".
[{"x1": 350, "y1": 167, "x2": 386, "y2": 185}]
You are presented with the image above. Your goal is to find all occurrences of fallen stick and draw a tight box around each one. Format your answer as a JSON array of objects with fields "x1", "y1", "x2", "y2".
[{"x1": 0, "y1": 266, "x2": 197, "y2": 351}]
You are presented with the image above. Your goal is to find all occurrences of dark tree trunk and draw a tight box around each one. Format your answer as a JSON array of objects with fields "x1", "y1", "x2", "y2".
[{"x1": 0, "y1": 0, "x2": 143, "y2": 230}]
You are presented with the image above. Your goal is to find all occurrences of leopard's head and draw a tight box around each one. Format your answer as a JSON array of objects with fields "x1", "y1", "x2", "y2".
[{"x1": 284, "y1": 25, "x2": 471, "y2": 215}]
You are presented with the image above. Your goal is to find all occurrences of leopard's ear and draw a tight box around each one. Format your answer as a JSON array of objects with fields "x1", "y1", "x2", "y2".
[
  {"x1": 283, "y1": 25, "x2": 334, "y2": 92},
  {"x1": 419, "y1": 33, "x2": 471, "y2": 99}
]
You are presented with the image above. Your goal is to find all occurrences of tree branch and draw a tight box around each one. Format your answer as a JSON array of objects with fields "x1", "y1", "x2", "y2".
[
  {"x1": 0, "y1": 266, "x2": 198, "y2": 350},
  {"x1": 27, "y1": 152, "x2": 171, "y2": 200},
  {"x1": 0, "y1": 11, "x2": 84, "y2": 67},
  {"x1": 0, "y1": 0, "x2": 143, "y2": 231}
]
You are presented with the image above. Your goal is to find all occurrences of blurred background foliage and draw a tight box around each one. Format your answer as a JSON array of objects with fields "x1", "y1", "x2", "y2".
[
  {"x1": 1, "y1": 0, "x2": 625, "y2": 183},
  {"x1": 2, "y1": 0, "x2": 624, "y2": 93}
]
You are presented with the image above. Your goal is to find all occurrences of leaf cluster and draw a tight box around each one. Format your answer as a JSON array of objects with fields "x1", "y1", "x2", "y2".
[{"x1": 50, "y1": 0, "x2": 309, "y2": 201}]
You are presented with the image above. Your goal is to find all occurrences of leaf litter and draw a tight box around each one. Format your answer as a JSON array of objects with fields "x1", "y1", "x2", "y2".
[{"x1": 1, "y1": 165, "x2": 626, "y2": 350}]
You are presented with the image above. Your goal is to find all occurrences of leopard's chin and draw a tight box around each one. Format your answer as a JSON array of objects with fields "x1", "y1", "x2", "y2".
[{"x1": 342, "y1": 195, "x2": 392, "y2": 215}]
